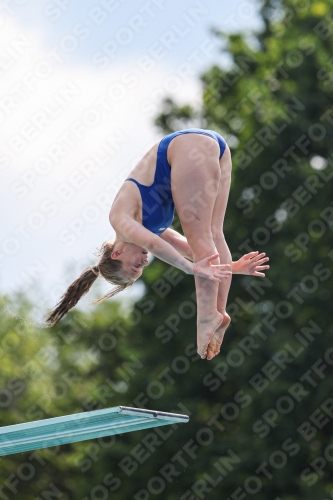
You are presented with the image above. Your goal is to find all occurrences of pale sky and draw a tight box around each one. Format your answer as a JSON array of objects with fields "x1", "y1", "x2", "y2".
[{"x1": 0, "y1": 0, "x2": 262, "y2": 321}]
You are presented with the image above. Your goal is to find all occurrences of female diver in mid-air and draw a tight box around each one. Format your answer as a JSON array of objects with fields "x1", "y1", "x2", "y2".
[{"x1": 46, "y1": 129, "x2": 269, "y2": 360}]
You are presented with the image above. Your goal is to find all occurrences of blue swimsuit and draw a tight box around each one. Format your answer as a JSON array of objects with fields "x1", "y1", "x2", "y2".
[{"x1": 125, "y1": 128, "x2": 227, "y2": 236}]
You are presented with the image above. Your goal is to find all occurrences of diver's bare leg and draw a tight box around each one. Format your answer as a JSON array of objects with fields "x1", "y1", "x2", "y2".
[{"x1": 169, "y1": 134, "x2": 224, "y2": 359}]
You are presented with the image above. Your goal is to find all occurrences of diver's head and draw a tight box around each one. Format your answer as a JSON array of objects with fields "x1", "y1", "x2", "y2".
[{"x1": 45, "y1": 239, "x2": 149, "y2": 326}]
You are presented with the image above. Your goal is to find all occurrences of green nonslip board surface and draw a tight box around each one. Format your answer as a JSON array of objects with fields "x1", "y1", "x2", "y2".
[{"x1": 0, "y1": 406, "x2": 189, "y2": 456}]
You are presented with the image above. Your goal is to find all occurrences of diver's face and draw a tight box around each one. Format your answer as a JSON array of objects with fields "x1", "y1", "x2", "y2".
[{"x1": 111, "y1": 243, "x2": 149, "y2": 280}]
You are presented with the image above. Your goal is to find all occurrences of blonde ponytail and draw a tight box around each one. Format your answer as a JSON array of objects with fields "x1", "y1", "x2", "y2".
[
  {"x1": 46, "y1": 241, "x2": 134, "y2": 326},
  {"x1": 45, "y1": 265, "x2": 99, "y2": 326}
]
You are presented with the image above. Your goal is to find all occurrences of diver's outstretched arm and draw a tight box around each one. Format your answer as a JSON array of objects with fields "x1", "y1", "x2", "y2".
[
  {"x1": 111, "y1": 215, "x2": 231, "y2": 282},
  {"x1": 160, "y1": 230, "x2": 270, "y2": 277}
]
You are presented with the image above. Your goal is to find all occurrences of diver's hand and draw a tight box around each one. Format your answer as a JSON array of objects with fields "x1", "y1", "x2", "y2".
[
  {"x1": 192, "y1": 254, "x2": 232, "y2": 282},
  {"x1": 233, "y1": 251, "x2": 270, "y2": 277}
]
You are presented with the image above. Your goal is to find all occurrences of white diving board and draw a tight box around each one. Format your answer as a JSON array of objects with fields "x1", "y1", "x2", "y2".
[{"x1": 0, "y1": 406, "x2": 189, "y2": 456}]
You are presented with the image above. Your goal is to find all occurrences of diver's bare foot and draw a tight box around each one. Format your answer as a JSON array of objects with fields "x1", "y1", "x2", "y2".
[
  {"x1": 197, "y1": 311, "x2": 224, "y2": 359},
  {"x1": 206, "y1": 312, "x2": 231, "y2": 360}
]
